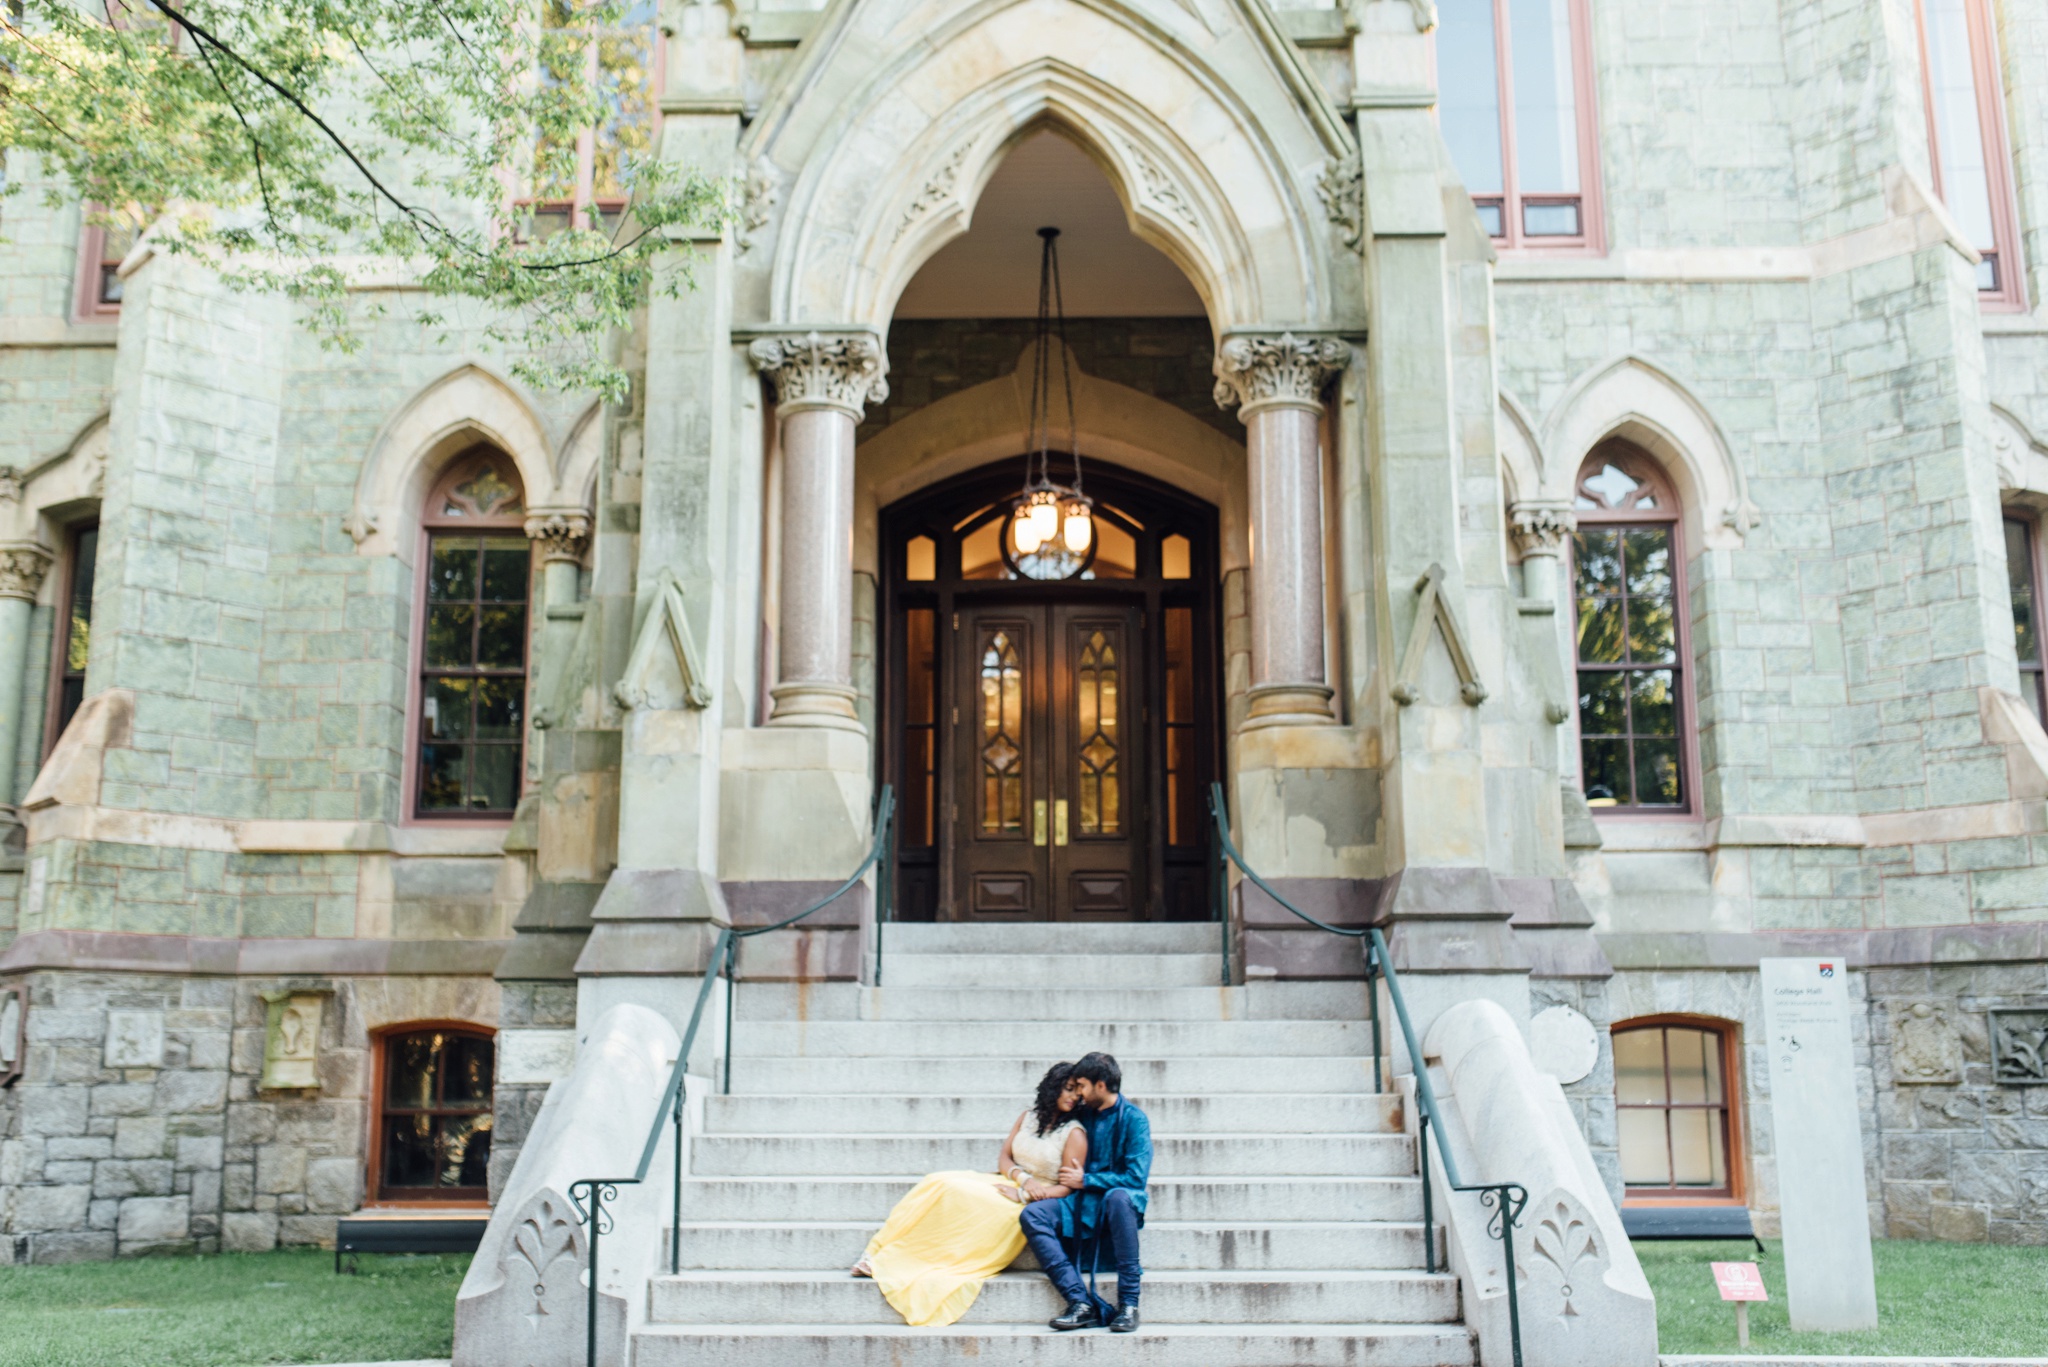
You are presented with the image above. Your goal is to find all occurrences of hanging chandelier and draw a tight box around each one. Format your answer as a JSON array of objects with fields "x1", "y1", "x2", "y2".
[{"x1": 1008, "y1": 226, "x2": 1093, "y2": 576}]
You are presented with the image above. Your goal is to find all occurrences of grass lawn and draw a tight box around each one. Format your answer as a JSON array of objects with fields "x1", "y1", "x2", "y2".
[
  {"x1": 0, "y1": 1249, "x2": 467, "y2": 1367},
  {"x1": 1643, "y1": 1238, "x2": 2048, "y2": 1357}
]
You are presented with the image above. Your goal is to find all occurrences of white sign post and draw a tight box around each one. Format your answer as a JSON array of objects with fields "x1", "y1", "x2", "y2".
[{"x1": 1760, "y1": 957, "x2": 1877, "y2": 1331}]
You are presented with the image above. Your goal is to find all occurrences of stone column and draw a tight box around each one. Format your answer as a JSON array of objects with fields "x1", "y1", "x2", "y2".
[
  {"x1": 1214, "y1": 333, "x2": 1349, "y2": 727},
  {"x1": 0, "y1": 542, "x2": 53, "y2": 806},
  {"x1": 1509, "y1": 500, "x2": 1575, "y2": 603},
  {"x1": 523, "y1": 508, "x2": 591, "y2": 610},
  {"x1": 747, "y1": 331, "x2": 888, "y2": 732}
]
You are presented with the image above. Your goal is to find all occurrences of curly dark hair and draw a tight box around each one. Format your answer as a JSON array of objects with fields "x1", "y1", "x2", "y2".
[{"x1": 1031, "y1": 1062, "x2": 1076, "y2": 1136}]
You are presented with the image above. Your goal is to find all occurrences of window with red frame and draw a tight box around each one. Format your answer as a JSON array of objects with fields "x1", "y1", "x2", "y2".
[
  {"x1": 46, "y1": 521, "x2": 99, "y2": 757},
  {"x1": 1572, "y1": 444, "x2": 1689, "y2": 811},
  {"x1": 1916, "y1": 0, "x2": 2025, "y2": 305},
  {"x1": 73, "y1": 207, "x2": 142, "y2": 320},
  {"x1": 415, "y1": 451, "x2": 531, "y2": 818},
  {"x1": 1436, "y1": 0, "x2": 1600, "y2": 249},
  {"x1": 529, "y1": 0, "x2": 659, "y2": 235},
  {"x1": 2006, "y1": 516, "x2": 2046, "y2": 720},
  {"x1": 371, "y1": 1027, "x2": 495, "y2": 1203},
  {"x1": 1614, "y1": 1021, "x2": 1740, "y2": 1200}
]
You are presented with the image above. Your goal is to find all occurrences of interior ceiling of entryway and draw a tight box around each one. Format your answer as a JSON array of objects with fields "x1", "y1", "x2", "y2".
[{"x1": 892, "y1": 130, "x2": 1209, "y2": 319}]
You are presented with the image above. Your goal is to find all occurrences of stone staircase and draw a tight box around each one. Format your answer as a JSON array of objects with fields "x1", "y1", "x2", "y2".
[{"x1": 630, "y1": 923, "x2": 1474, "y2": 1365}]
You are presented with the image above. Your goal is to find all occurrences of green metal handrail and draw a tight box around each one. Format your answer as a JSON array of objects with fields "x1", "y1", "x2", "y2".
[
  {"x1": 1207, "y1": 783, "x2": 1528, "y2": 1367},
  {"x1": 569, "y1": 786, "x2": 894, "y2": 1367}
]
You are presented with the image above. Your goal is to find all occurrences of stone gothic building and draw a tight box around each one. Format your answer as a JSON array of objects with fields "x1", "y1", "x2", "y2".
[{"x1": 4, "y1": 0, "x2": 2048, "y2": 1354}]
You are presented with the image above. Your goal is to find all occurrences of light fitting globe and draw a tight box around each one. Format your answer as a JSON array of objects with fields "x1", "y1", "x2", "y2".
[{"x1": 1062, "y1": 499, "x2": 1093, "y2": 552}]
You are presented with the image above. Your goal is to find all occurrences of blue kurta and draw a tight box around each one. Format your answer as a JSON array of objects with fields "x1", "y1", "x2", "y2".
[{"x1": 1054, "y1": 1095, "x2": 1152, "y2": 1240}]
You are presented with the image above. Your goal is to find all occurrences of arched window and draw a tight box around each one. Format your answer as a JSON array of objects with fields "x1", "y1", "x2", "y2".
[
  {"x1": 1613, "y1": 1018, "x2": 1742, "y2": 1201},
  {"x1": 368, "y1": 1025, "x2": 495, "y2": 1204},
  {"x1": 1572, "y1": 442, "x2": 1691, "y2": 811},
  {"x1": 414, "y1": 449, "x2": 531, "y2": 818}
]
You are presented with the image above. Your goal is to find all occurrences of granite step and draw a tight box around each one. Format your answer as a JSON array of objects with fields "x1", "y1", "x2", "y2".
[
  {"x1": 701, "y1": 1092, "x2": 1402, "y2": 1135},
  {"x1": 719, "y1": 1055, "x2": 1384, "y2": 1096},
  {"x1": 878, "y1": 924, "x2": 1222, "y2": 954},
  {"x1": 670, "y1": 1175, "x2": 1426, "y2": 1223},
  {"x1": 646, "y1": 1268, "x2": 1462, "y2": 1325},
  {"x1": 726, "y1": 1020, "x2": 1374, "y2": 1058},
  {"x1": 669, "y1": 1219, "x2": 1441, "y2": 1271},
  {"x1": 688, "y1": 1133, "x2": 1415, "y2": 1178},
  {"x1": 633, "y1": 1322, "x2": 1476, "y2": 1367},
  {"x1": 879, "y1": 951, "x2": 1224, "y2": 988}
]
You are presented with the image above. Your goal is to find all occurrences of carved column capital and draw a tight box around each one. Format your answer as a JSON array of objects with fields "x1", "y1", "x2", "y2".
[
  {"x1": 1212, "y1": 332, "x2": 1350, "y2": 420},
  {"x1": 747, "y1": 330, "x2": 890, "y2": 419},
  {"x1": 1508, "y1": 500, "x2": 1577, "y2": 558},
  {"x1": 0, "y1": 541, "x2": 55, "y2": 602},
  {"x1": 523, "y1": 509, "x2": 591, "y2": 565}
]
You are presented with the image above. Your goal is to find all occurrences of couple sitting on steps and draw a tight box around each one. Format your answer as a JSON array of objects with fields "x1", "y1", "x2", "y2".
[{"x1": 851, "y1": 1052, "x2": 1152, "y2": 1332}]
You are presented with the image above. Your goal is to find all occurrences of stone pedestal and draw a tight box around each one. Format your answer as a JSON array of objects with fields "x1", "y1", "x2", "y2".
[{"x1": 1214, "y1": 333, "x2": 1347, "y2": 728}]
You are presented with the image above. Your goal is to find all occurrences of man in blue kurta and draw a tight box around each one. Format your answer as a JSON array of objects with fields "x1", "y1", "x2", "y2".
[{"x1": 1020, "y1": 1050, "x2": 1151, "y2": 1332}]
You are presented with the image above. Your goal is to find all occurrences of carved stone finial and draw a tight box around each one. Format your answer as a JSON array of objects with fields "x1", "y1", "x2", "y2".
[
  {"x1": 524, "y1": 509, "x2": 592, "y2": 566},
  {"x1": 1212, "y1": 333, "x2": 1349, "y2": 418},
  {"x1": 341, "y1": 509, "x2": 381, "y2": 546},
  {"x1": 1509, "y1": 501, "x2": 1577, "y2": 557},
  {"x1": 747, "y1": 331, "x2": 890, "y2": 418},
  {"x1": 0, "y1": 542, "x2": 55, "y2": 602},
  {"x1": 1317, "y1": 155, "x2": 1364, "y2": 252}
]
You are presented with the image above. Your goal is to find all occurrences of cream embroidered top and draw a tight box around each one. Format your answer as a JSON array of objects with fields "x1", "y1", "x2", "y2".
[{"x1": 1010, "y1": 1114, "x2": 1082, "y2": 1182}]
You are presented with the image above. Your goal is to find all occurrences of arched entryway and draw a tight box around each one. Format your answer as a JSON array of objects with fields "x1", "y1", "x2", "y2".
[{"x1": 881, "y1": 459, "x2": 1220, "y2": 923}]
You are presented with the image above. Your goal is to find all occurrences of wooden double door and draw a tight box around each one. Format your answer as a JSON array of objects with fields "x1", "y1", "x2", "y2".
[
  {"x1": 884, "y1": 460, "x2": 1220, "y2": 924},
  {"x1": 955, "y1": 601, "x2": 1143, "y2": 921}
]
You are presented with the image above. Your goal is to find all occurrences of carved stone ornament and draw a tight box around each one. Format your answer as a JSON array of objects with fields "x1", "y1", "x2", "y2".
[
  {"x1": 0, "y1": 466, "x2": 22, "y2": 503},
  {"x1": 0, "y1": 541, "x2": 54, "y2": 602},
  {"x1": 895, "y1": 142, "x2": 972, "y2": 243},
  {"x1": 524, "y1": 509, "x2": 592, "y2": 566},
  {"x1": 259, "y1": 988, "x2": 331, "y2": 1090},
  {"x1": 1117, "y1": 134, "x2": 1200, "y2": 231},
  {"x1": 1888, "y1": 1000, "x2": 1963, "y2": 1085},
  {"x1": 1519, "y1": 1191, "x2": 1606, "y2": 1330},
  {"x1": 747, "y1": 332, "x2": 890, "y2": 416},
  {"x1": 1991, "y1": 1009, "x2": 2048, "y2": 1086},
  {"x1": 1212, "y1": 333, "x2": 1349, "y2": 415},
  {"x1": 341, "y1": 509, "x2": 382, "y2": 546},
  {"x1": 735, "y1": 161, "x2": 779, "y2": 254},
  {"x1": 1509, "y1": 501, "x2": 1577, "y2": 557},
  {"x1": 1317, "y1": 154, "x2": 1364, "y2": 252}
]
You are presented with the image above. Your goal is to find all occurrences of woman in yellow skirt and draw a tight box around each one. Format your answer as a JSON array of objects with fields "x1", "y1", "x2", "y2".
[{"x1": 852, "y1": 1062, "x2": 1088, "y2": 1326}]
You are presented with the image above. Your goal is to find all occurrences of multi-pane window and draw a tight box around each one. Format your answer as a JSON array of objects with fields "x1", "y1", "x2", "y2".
[
  {"x1": 373, "y1": 1028, "x2": 494, "y2": 1202},
  {"x1": 531, "y1": 0, "x2": 658, "y2": 233},
  {"x1": 46, "y1": 522, "x2": 98, "y2": 754},
  {"x1": 1572, "y1": 446, "x2": 1687, "y2": 811},
  {"x1": 1916, "y1": 0, "x2": 2024, "y2": 305},
  {"x1": 1614, "y1": 1022, "x2": 1737, "y2": 1198},
  {"x1": 416, "y1": 453, "x2": 530, "y2": 818},
  {"x1": 2007, "y1": 518, "x2": 2046, "y2": 720},
  {"x1": 1437, "y1": 0, "x2": 1599, "y2": 248}
]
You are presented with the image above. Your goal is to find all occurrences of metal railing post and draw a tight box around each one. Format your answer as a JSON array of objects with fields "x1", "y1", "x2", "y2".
[
  {"x1": 570, "y1": 1178, "x2": 618, "y2": 1367},
  {"x1": 1206, "y1": 784, "x2": 1529, "y2": 1365},
  {"x1": 559, "y1": 792, "x2": 892, "y2": 1367}
]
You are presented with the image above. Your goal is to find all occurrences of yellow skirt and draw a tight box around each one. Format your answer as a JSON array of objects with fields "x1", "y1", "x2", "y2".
[{"x1": 861, "y1": 1170, "x2": 1027, "y2": 1327}]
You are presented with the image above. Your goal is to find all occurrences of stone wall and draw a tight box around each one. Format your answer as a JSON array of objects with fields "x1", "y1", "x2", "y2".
[
  {"x1": 1867, "y1": 961, "x2": 2048, "y2": 1244},
  {"x1": 0, "y1": 970, "x2": 497, "y2": 1263},
  {"x1": 857, "y1": 317, "x2": 1229, "y2": 446}
]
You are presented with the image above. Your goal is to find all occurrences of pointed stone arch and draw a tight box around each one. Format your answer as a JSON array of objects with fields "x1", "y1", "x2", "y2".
[
  {"x1": 740, "y1": 0, "x2": 1354, "y2": 334},
  {"x1": 1540, "y1": 355, "x2": 1756, "y2": 553},
  {"x1": 347, "y1": 365, "x2": 581, "y2": 560}
]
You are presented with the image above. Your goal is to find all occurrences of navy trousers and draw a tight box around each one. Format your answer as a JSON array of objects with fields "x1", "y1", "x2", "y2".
[{"x1": 1021, "y1": 1188, "x2": 1142, "y2": 1311}]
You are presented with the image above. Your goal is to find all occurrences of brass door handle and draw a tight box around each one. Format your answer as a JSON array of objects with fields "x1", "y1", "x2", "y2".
[
  {"x1": 1033, "y1": 800, "x2": 1048, "y2": 846},
  {"x1": 1055, "y1": 799, "x2": 1069, "y2": 846}
]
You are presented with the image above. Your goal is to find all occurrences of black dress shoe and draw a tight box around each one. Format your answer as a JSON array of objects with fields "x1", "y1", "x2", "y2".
[
  {"x1": 1110, "y1": 1304, "x2": 1140, "y2": 1333},
  {"x1": 1049, "y1": 1300, "x2": 1102, "y2": 1331}
]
